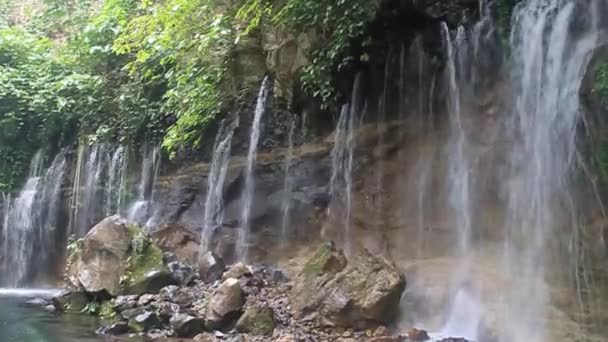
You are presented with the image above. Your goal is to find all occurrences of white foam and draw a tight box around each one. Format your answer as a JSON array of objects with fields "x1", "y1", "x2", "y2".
[{"x1": 0, "y1": 288, "x2": 61, "y2": 299}]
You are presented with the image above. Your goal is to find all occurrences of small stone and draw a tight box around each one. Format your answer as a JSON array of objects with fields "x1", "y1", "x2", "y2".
[
  {"x1": 170, "y1": 313, "x2": 205, "y2": 337},
  {"x1": 159, "y1": 285, "x2": 179, "y2": 301},
  {"x1": 129, "y1": 311, "x2": 161, "y2": 332},
  {"x1": 137, "y1": 294, "x2": 156, "y2": 307},
  {"x1": 194, "y1": 333, "x2": 214, "y2": 342},
  {"x1": 408, "y1": 328, "x2": 431, "y2": 341},
  {"x1": 98, "y1": 322, "x2": 131, "y2": 335},
  {"x1": 113, "y1": 295, "x2": 139, "y2": 311},
  {"x1": 146, "y1": 329, "x2": 170, "y2": 339},
  {"x1": 374, "y1": 326, "x2": 390, "y2": 337},
  {"x1": 276, "y1": 334, "x2": 296, "y2": 342},
  {"x1": 121, "y1": 307, "x2": 146, "y2": 320},
  {"x1": 157, "y1": 301, "x2": 181, "y2": 319}
]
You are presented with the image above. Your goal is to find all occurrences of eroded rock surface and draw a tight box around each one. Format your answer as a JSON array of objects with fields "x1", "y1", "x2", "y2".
[{"x1": 292, "y1": 243, "x2": 406, "y2": 329}]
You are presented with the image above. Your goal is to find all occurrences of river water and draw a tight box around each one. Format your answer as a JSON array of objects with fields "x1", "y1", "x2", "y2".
[{"x1": 0, "y1": 291, "x2": 101, "y2": 342}]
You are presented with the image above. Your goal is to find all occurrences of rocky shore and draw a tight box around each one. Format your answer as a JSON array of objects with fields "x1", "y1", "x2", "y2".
[{"x1": 33, "y1": 216, "x2": 471, "y2": 342}]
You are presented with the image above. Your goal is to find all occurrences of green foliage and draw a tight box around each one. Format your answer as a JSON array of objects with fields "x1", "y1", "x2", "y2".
[
  {"x1": 237, "y1": 0, "x2": 375, "y2": 108},
  {"x1": 495, "y1": 0, "x2": 521, "y2": 46},
  {"x1": 66, "y1": 234, "x2": 83, "y2": 264},
  {"x1": 99, "y1": 301, "x2": 117, "y2": 321},
  {"x1": 593, "y1": 62, "x2": 608, "y2": 110},
  {"x1": 81, "y1": 301, "x2": 100, "y2": 315},
  {"x1": 121, "y1": 228, "x2": 164, "y2": 289},
  {"x1": 114, "y1": 0, "x2": 236, "y2": 156}
]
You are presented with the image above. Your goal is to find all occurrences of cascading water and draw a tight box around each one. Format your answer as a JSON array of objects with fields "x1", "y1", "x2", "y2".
[
  {"x1": 238, "y1": 76, "x2": 271, "y2": 261},
  {"x1": 0, "y1": 151, "x2": 66, "y2": 287},
  {"x1": 329, "y1": 74, "x2": 362, "y2": 255},
  {"x1": 127, "y1": 144, "x2": 161, "y2": 225},
  {"x1": 280, "y1": 115, "x2": 297, "y2": 241},
  {"x1": 499, "y1": 1, "x2": 604, "y2": 340},
  {"x1": 106, "y1": 146, "x2": 127, "y2": 217},
  {"x1": 202, "y1": 118, "x2": 238, "y2": 253}
]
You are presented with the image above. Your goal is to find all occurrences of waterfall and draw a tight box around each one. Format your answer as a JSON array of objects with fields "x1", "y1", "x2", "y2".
[
  {"x1": 500, "y1": 1, "x2": 603, "y2": 341},
  {"x1": 238, "y1": 76, "x2": 271, "y2": 261},
  {"x1": 106, "y1": 146, "x2": 127, "y2": 217},
  {"x1": 127, "y1": 144, "x2": 161, "y2": 225},
  {"x1": 0, "y1": 151, "x2": 66, "y2": 287},
  {"x1": 329, "y1": 74, "x2": 362, "y2": 254},
  {"x1": 69, "y1": 144, "x2": 137, "y2": 236},
  {"x1": 202, "y1": 118, "x2": 238, "y2": 253},
  {"x1": 281, "y1": 115, "x2": 297, "y2": 241}
]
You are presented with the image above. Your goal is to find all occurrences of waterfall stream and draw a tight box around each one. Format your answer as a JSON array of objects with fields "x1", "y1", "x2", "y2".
[
  {"x1": 238, "y1": 76, "x2": 271, "y2": 261},
  {"x1": 281, "y1": 115, "x2": 297, "y2": 241},
  {"x1": 202, "y1": 118, "x2": 238, "y2": 254},
  {"x1": 0, "y1": 151, "x2": 66, "y2": 287}
]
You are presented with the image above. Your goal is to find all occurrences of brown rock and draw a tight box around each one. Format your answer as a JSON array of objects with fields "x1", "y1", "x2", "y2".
[
  {"x1": 151, "y1": 224, "x2": 200, "y2": 263},
  {"x1": 205, "y1": 278, "x2": 243, "y2": 330},
  {"x1": 291, "y1": 243, "x2": 406, "y2": 329},
  {"x1": 222, "y1": 262, "x2": 252, "y2": 280}
]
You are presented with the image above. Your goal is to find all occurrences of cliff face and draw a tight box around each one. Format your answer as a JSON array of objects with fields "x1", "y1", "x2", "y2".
[{"x1": 3, "y1": 1, "x2": 608, "y2": 340}]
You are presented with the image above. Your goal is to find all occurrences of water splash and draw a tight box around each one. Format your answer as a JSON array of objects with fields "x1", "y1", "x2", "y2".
[{"x1": 238, "y1": 76, "x2": 271, "y2": 261}]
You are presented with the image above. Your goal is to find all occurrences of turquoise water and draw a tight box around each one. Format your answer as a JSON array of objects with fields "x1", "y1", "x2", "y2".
[{"x1": 0, "y1": 294, "x2": 101, "y2": 342}]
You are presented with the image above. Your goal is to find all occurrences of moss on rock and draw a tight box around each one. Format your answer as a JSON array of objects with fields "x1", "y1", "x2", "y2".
[
  {"x1": 302, "y1": 242, "x2": 347, "y2": 277},
  {"x1": 235, "y1": 306, "x2": 275, "y2": 335}
]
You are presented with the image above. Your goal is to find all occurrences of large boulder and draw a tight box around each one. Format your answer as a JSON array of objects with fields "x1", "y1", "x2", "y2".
[
  {"x1": 205, "y1": 278, "x2": 244, "y2": 330},
  {"x1": 69, "y1": 216, "x2": 131, "y2": 296},
  {"x1": 291, "y1": 243, "x2": 406, "y2": 329}
]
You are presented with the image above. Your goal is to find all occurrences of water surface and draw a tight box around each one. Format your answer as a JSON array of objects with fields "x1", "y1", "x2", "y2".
[{"x1": 0, "y1": 290, "x2": 101, "y2": 342}]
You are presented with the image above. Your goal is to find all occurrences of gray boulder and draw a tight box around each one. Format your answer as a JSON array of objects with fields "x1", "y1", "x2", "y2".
[
  {"x1": 68, "y1": 216, "x2": 131, "y2": 296},
  {"x1": 170, "y1": 313, "x2": 205, "y2": 337}
]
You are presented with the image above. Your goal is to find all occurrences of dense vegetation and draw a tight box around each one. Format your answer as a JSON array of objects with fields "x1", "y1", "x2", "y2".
[{"x1": 0, "y1": 0, "x2": 375, "y2": 190}]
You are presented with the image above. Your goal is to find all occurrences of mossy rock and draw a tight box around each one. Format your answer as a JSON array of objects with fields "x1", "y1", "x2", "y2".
[
  {"x1": 235, "y1": 306, "x2": 275, "y2": 336},
  {"x1": 302, "y1": 242, "x2": 347, "y2": 277},
  {"x1": 122, "y1": 241, "x2": 177, "y2": 295},
  {"x1": 292, "y1": 244, "x2": 406, "y2": 329}
]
